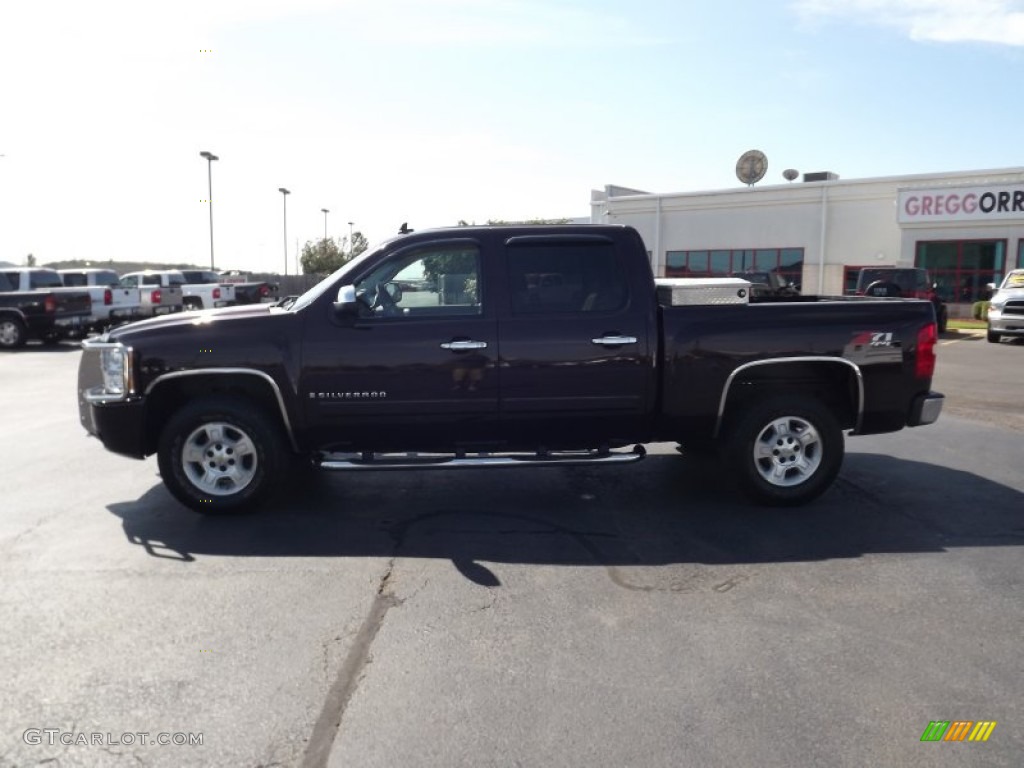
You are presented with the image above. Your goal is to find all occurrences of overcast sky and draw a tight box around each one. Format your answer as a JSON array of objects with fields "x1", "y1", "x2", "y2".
[{"x1": 1, "y1": 0, "x2": 1023, "y2": 272}]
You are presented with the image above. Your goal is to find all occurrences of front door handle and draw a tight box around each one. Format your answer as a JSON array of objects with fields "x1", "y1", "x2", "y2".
[
  {"x1": 440, "y1": 340, "x2": 488, "y2": 351},
  {"x1": 591, "y1": 335, "x2": 638, "y2": 346}
]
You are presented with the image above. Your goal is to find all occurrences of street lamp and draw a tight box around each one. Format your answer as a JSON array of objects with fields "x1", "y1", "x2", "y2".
[
  {"x1": 348, "y1": 221, "x2": 354, "y2": 243},
  {"x1": 278, "y1": 187, "x2": 290, "y2": 276},
  {"x1": 321, "y1": 208, "x2": 329, "y2": 240},
  {"x1": 199, "y1": 151, "x2": 218, "y2": 269}
]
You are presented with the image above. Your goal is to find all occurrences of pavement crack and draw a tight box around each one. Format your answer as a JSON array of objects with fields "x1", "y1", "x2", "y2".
[{"x1": 301, "y1": 558, "x2": 400, "y2": 768}]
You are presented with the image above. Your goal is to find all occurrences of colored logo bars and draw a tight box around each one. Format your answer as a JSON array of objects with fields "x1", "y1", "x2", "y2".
[{"x1": 920, "y1": 721, "x2": 997, "y2": 742}]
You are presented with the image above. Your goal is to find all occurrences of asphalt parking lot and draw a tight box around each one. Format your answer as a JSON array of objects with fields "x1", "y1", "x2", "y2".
[{"x1": 1, "y1": 333, "x2": 1022, "y2": 768}]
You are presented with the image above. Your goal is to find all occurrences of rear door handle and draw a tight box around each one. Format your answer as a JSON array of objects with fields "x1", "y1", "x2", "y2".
[
  {"x1": 440, "y1": 340, "x2": 488, "y2": 350},
  {"x1": 591, "y1": 335, "x2": 638, "y2": 346}
]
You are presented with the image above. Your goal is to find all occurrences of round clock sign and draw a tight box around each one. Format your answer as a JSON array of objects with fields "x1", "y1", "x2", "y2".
[{"x1": 736, "y1": 149, "x2": 768, "y2": 185}]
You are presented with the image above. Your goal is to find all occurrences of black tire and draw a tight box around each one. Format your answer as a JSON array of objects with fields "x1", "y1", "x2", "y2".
[
  {"x1": 183, "y1": 298, "x2": 202, "y2": 311},
  {"x1": 41, "y1": 332, "x2": 63, "y2": 345},
  {"x1": 987, "y1": 327, "x2": 1000, "y2": 343},
  {"x1": 724, "y1": 396, "x2": 844, "y2": 507},
  {"x1": 157, "y1": 396, "x2": 286, "y2": 514},
  {"x1": 0, "y1": 317, "x2": 28, "y2": 349}
]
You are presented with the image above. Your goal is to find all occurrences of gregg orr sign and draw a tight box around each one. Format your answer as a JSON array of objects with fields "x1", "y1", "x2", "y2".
[{"x1": 898, "y1": 184, "x2": 1024, "y2": 224}]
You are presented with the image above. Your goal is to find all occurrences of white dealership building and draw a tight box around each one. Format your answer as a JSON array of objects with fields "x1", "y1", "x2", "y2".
[{"x1": 590, "y1": 166, "x2": 1024, "y2": 313}]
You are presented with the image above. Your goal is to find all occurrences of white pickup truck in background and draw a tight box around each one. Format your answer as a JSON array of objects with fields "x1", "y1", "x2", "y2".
[
  {"x1": 119, "y1": 271, "x2": 185, "y2": 317},
  {"x1": 58, "y1": 268, "x2": 141, "y2": 330},
  {"x1": 179, "y1": 270, "x2": 237, "y2": 310}
]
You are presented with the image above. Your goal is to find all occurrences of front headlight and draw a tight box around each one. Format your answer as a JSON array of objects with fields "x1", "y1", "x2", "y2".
[
  {"x1": 81, "y1": 341, "x2": 134, "y2": 402},
  {"x1": 101, "y1": 346, "x2": 127, "y2": 394}
]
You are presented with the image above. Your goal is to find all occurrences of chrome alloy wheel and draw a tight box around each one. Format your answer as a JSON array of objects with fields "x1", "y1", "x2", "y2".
[
  {"x1": 180, "y1": 421, "x2": 259, "y2": 496},
  {"x1": 752, "y1": 416, "x2": 823, "y2": 488},
  {"x1": 0, "y1": 319, "x2": 24, "y2": 347}
]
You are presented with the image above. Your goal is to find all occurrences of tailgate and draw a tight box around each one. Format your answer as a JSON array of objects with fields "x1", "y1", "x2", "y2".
[{"x1": 52, "y1": 290, "x2": 92, "y2": 318}]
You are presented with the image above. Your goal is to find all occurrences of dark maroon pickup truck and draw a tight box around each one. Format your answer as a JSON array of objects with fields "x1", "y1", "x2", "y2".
[{"x1": 77, "y1": 225, "x2": 943, "y2": 513}]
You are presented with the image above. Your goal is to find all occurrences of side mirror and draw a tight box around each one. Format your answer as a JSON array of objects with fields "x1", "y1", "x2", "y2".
[
  {"x1": 986, "y1": 282, "x2": 995, "y2": 291},
  {"x1": 332, "y1": 284, "x2": 358, "y2": 317}
]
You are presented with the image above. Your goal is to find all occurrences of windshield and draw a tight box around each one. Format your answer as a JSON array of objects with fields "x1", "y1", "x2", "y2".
[
  {"x1": 1000, "y1": 270, "x2": 1024, "y2": 289},
  {"x1": 288, "y1": 240, "x2": 394, "y2": 312}
]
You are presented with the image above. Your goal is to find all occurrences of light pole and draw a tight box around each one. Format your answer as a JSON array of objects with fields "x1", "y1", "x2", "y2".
[
  {"x1": 321, "y1": 208, "x2": 329, "y2": 240},
  {"x1": 200, "y1": 151, "x2": 218, "y2": 269},
  {"x1": 348, "y1": 221, "x2": 354, "y2": 246},
  {"x1": 278, "y1": 188, "x2": 290, "y2": 276}
]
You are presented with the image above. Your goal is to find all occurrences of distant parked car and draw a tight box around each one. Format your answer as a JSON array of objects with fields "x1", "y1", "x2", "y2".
[
  {"x1": 58, "y1": 268, "x2": 141, "y2": 330},
  {"x1": 986, "y1": 269, "x2": 1024, "y2": 343},
  {"x1": 855, "y1": 267, "x2": 947, "y2": 333},
  {"x1": 179, "y1": 270, "x2": 237, "y2": 310},
  {"x1": 119, "y1": 271, "x2": 185, "y2": 317},
  {"x1": 218, "y1": 273, "x2": 279, "y2": 304},
  {"x1": 0, "y1": 268, "x2": 93, "y2": 344},
  {"x1": 730, "y1": 271, "x2": 800, "y2": 297}
]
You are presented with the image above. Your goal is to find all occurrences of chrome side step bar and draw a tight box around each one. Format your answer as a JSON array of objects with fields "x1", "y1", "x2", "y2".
[{"x1": 317, "y1": 445, "x2": 646, "y2": 471}]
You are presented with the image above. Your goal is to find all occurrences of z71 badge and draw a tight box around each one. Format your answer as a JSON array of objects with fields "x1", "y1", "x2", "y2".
[{"x1": 843, "y1": 331, "x2": 902, "y2": 364}]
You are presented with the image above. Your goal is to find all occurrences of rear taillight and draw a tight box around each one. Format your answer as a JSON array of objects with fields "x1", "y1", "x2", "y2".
[
  {"x1": 104, "y1": 288, "x2": 112, "y2": 305},
  {"x1": 259, "y1": 285, "x2": 269, "y2": 297},
  {"x1": 915, "y1": 323, "x2": 937, "y2": 379},
  {"x1": 213, "y1": 287, "x2": 221, "y2": 300},
  {"x1": 44, "y1": 295, "x2": 56, "y2": 313},
  {"x1": 152, "y1": 289, "x2": 162, "y2": 304}
]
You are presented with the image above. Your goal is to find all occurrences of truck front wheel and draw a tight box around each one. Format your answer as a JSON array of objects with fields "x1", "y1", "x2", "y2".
[
  {"x1": 0, "y1": 318, "x2": 27, "y2": 349},
  {"x1": 724, "y1": 396, "x2": 843, "y2": 506},
  {"x1": 157, "y1": 396, "x2": 285, "y2": 514}
]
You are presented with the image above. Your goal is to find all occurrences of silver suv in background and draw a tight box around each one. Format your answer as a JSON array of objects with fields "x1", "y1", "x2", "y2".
[{"x1": 987, "y1": 270, "x2": 1024, "y2": 343}]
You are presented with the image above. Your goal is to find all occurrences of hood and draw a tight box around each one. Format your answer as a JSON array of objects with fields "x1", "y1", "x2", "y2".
[
  {"x1": 106, "y1": 303, "x2": 283, "y2": 342},
  {"x1": 994, "y1": 285, "x2": 1024, "y2": 300}
]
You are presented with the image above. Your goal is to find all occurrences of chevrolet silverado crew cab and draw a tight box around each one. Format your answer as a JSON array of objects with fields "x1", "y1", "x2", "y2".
[{"x1": 78, "y1": 225, "x2": 944, "y2": 514}]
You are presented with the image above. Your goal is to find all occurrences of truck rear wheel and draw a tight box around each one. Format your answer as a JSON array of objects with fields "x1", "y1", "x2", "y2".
[
  {"x1": 724, "y1": 396, "x2": 843, "y2": 506},
  {"x1": 0, "y1": 318, "x2": 28, "y2": 349},
  {"x1": 157, "y1": 396, "x2": 285, "y2": 514}
]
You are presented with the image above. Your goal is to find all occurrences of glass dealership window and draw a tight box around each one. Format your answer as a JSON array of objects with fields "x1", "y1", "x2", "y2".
[
  {"x1": 665, "y1": 248, "x2": 804, "y2": 285},
  {"x1": 916, "y1": 240, "x2": 1005, "y2": 303}
]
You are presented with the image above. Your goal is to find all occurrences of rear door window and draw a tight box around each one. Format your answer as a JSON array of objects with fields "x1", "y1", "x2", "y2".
[{"x1": 506, "y1": 240, "x2": 627, "y2": 315}]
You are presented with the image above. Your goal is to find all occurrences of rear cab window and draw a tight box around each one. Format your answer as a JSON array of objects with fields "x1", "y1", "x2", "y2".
[{"x1": 505, "y1": 236, "x2": 627, "y2": 315}]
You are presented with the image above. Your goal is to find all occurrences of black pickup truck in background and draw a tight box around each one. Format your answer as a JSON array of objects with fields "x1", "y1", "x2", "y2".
[
  {"x1": 78, "y1": 225, "x2": 943, "y2": 513},
  {"x1": 0, "y1": 270, "x2": 92, "y2": 348},
  {"x1": 218, "y1": 273, "x2": 279, "y2": 304}
]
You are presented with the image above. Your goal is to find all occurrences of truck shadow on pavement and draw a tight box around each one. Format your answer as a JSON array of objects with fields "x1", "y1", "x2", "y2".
[{"x1": 106, "y1": 452, "x2": 1024, "y2": 585}]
